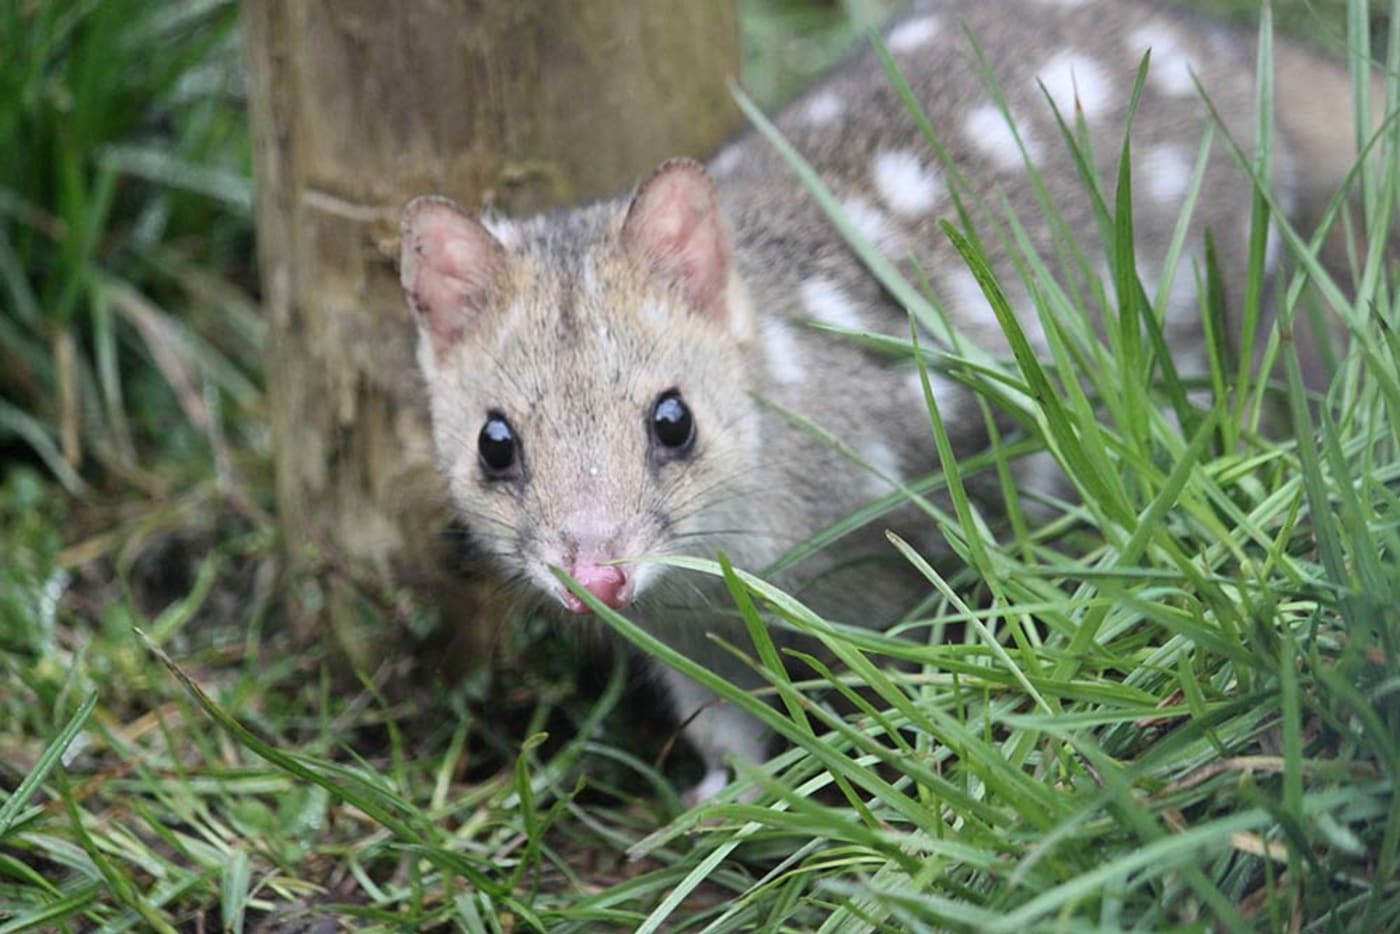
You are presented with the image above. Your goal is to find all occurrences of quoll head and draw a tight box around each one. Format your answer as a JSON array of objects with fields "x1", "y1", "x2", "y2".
[{"x1": 399, "y1": 160, "x2": 762, "y2": 615}]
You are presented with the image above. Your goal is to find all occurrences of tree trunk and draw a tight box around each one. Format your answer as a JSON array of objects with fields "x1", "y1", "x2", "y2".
[{"x1": 241, "y1": 2, "x2": 741, "y2": 670}]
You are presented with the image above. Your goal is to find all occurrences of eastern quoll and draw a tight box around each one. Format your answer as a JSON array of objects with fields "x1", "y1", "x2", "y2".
[{"x1": 398, "y1": 0, "x2": 1379, "y2": 801}]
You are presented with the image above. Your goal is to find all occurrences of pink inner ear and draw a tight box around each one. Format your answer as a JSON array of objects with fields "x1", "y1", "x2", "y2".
[
  {"x1": 400, "y1": 197, "x2": 504, "y2": 353},
  {"x1": 622, "y1": 159, "x2": 732, "y2": 321}
]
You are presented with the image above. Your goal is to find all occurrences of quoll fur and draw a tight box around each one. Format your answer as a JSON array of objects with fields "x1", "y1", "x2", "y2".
[{"x1": 399, "y1": 0, "x2": 1374, "y2": 801}]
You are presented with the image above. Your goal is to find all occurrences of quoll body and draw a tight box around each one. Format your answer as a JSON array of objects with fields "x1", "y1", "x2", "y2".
[{"x1": 399, "y1": 0, "x2": 1367, "y2": 800}]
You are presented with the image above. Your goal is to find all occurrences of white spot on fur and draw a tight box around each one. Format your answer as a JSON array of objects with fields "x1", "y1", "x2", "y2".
[
  {"x1": 872, "y1": 149, "x2": 943, "y2": 217},
  {"x1": 1141, "y1": 144, "x2": 1192, "y2": 204},
  {"x1": 906, "y1": 367, "x2": 928, "y2": 402},
  {"x1": 864, "y1": 439, "x2": 905, "y2": 496},
  {"x1": 1244, "y1": 218, "x2": 1284, "y2": 273},
  {"x1": 1126, "y1": 24, "x2": 1197, "y2": 97},
  {"x1": 1273, "y1": 145, "x2": 1300, "y2": 217},
  {"x1": 945, "y1": 270, "x2": 1047, "y2": 349},
  {"x1": 964, "y1": 104, "x2": 1043, "y2": 170},
  {"x1": 1014, "y1": 449, "x2": 1069, "y2": 526},
  {"x1": 801, "y1": 277, "x2": 863, "y2": 330},
  {"x1": 800, "y1": 91, "x2": 845, "y2": 126},
  {"x1": 1036, "y1": 51, "x2": 1114, "y2": 120},
  {"x1": 685, "y1": 768, "x2": 731, "y2": 805},
  {"x1": 763, "y1": 318, "x2": 806, "y2": 386},
  {"x1": 840, "y1": 196, "x2": 903, "y2": 255},
  {"x1": 1010, "y1": 285, "x2": 1047, "y2": 350},
  {"x1": 887, "y1": 15, "x2": 941, "y2": 53},
  {"x1": 710, "y1": 144, "x2": 744, "y2": 177},
  {"x1": 1018, "y1": 450, "x2": 1066, "y2": 503},
  {"x1": 1265, "y1": 224, "x2": 1282, "y2": 271},
  {"x1": 1160, "y1": 261, "x2": 1199, "y2": 324},
  {"x1": 944, "y1": 267, "x2": 989, "y2": 323},
  {"x1": 907, "y1": 366, "x2": 964, "y2": 419}
]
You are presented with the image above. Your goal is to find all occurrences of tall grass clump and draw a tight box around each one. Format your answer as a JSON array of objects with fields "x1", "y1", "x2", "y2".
[
  {"x1": 0, "y1": 0, "x2": 265, "y2": 722},
  {"x1": 0, "y1": 5, "x2": 272, "y2": 928},
  {"x1": 0, "y1": 0, "x2": 258, "y2": 495}
]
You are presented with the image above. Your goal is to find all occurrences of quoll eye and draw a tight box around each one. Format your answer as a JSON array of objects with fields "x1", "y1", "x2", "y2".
[
  {"x1": 478, "y1": 412, "x2": 518, "y2": 475},
  {"x1": 651, "y1": 390, "x2": 695, "y2": 452}
]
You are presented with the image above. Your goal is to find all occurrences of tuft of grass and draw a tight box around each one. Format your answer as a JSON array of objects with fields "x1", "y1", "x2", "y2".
[{"x1": 0, "y1": 0, "x2": 259, "y2": 496}]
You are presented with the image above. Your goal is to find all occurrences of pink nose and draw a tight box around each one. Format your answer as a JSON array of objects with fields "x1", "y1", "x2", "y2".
[{"x1": 562, "y1": 563, "x2": 632, "y2": 615}]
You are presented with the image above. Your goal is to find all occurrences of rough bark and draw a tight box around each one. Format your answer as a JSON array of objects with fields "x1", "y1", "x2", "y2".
[{"x1": 241, "y1": 2, "x2": 742, "y2": 669}]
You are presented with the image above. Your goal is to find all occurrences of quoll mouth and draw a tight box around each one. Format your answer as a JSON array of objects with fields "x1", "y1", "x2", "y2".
[{"x1": 560, "y1": 562, "x2": 634, "y2": 614}]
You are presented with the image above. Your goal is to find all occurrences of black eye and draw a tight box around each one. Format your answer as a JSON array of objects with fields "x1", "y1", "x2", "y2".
[
  {"x1": 651, "y1": 390, "x2": 695, "y2": 452},
  {"x1": 478, "y1": 412, "x2": 518, "y2": 475}
]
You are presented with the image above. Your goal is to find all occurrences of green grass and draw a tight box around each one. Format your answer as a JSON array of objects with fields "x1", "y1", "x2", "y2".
[
  {"x1": 0, "y1": 0, "x2": 259, "y2": 495},
  {"x1": 3, "y1": 0, "x2": 1399, "y2": 930}
]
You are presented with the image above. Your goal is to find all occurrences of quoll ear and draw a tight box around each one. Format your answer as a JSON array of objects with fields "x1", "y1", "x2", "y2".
[
  {"x1": 400, "y1": 195, "x2": 505, "y2": 357},
  {"x1": 621, "y1": 158, "x2": 734, "y2": 325}
]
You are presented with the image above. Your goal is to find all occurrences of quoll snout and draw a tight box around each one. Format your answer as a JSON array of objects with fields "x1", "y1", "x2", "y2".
[
  {"x1": 555, "y1": 513, "x2": 637, "y2": 614},
  {"x1": 561, "y1": 562, "x2": 633, "y2": 614}
]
